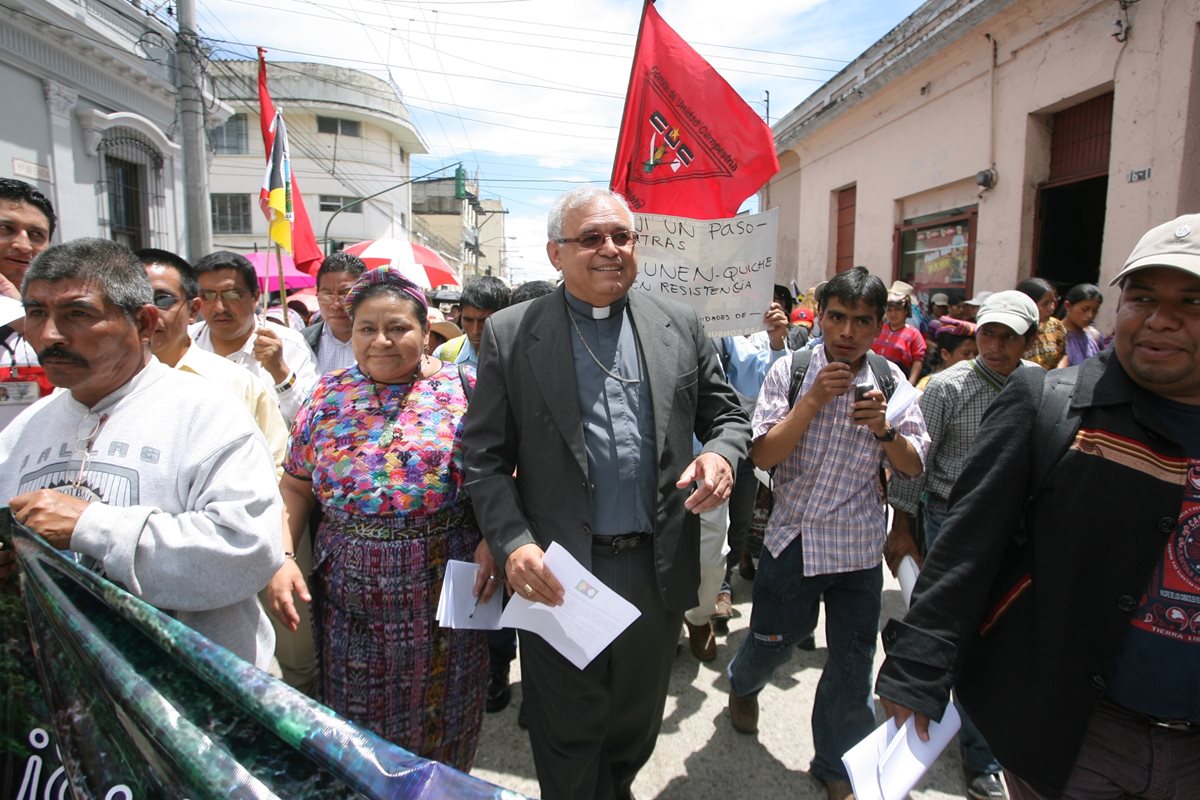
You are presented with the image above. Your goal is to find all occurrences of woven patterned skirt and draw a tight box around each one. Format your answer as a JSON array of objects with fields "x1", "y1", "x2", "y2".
[{"x1": 312, "y1": 501, "x2": 488, "y2": 771}]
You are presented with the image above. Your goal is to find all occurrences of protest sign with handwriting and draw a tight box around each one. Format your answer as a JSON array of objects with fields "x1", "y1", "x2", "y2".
[{"x1": 632, "y1": 207, "x2": 778, "y2": 337}]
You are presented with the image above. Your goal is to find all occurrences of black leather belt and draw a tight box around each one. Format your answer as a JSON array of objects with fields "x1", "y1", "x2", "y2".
[
  {"x1": 1111, "y1": 701, "x2": 1199, "y2": 733},
  {"x1": 591, "y1": 532, "x2": 651, "y2": 555}
]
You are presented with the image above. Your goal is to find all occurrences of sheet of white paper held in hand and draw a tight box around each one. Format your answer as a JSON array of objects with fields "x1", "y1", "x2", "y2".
[
  {"x1": 499, "y1": 542, "x2": 641, "y2": 669},
  {"x1": 435, "y1": 560, "x2": 504, "y2": 631},
  {"x1": 884, "y1": 378, "x2": 921, "y2": 424},
  {"x1": 842, "y1": 702, "x2": 962, "y2": 800}
]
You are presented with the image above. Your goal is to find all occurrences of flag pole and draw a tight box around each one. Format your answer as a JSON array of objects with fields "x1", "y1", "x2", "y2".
[
  {"x1": 274, "y1": 242, "x2": 288, "y2": 317},
  {"x1": 609, "y1": 0, "x2": 655, "y2": 190}
]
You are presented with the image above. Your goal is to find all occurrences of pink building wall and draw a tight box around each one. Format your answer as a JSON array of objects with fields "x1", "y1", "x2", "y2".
[{"x1": 766, "y1": 0, "x2": 1200, "y2": 329}]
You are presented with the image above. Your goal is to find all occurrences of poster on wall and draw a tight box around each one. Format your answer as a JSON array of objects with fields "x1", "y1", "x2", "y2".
[{"x1": 913, "y1": 224, "x2": 969, "y2": 289}]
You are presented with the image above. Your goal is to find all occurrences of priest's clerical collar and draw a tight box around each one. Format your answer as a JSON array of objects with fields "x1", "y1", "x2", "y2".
[{"x1": 564, "y1": 290, "x2": 627, "y2": 320}]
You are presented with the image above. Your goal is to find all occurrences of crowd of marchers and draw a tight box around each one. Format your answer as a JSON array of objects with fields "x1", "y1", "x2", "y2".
[{"x1": 1, "y1": 175, "x2": 1197, "y2": 800}]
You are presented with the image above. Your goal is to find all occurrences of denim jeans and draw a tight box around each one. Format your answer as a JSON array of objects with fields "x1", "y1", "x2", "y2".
[
  {"x1": 728, "y1": 536, "x2": 882, "y2": 782},
  {"x1": 924, "y1": 495, "x2": 1003, "y2": 776}
]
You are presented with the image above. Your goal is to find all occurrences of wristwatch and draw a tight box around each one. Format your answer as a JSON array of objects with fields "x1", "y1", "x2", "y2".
[{"x1": 873, "y1": 425, "x2": 897, "y2": 443}]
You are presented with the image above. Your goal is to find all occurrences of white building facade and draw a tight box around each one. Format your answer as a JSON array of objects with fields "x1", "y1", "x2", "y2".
[
  {"x1": 0, "y1": 0, "x2": 192, "y2": 250},
  {"x1": 207, "y1": 60, "x2": 427, "y2": 257}
]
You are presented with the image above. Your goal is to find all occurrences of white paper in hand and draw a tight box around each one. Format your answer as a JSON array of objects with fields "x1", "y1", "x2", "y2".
[
  {"x1": 499, "y1": 542, "x2": 640, "y2": 669},
  {"x1": 897, "y1": 555, "x2": 920, "y2": 608},
  {"x1": 885, "y1": 378, "x2": 921, "y2": 424},
  {"x1": 843, "y1": 704, "x2": 961, "y2": 800},
  {"x1": 435, "y1": 560, "x2": 502, "y2": 630}
]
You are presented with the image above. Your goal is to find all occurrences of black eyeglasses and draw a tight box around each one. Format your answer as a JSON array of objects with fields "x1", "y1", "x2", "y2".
[
  {"x1": 556, "y1": 230, "x2": 639, "y2": 250},
  {"x1": 152, "y1": 292, "x2": 181, "y2": 310},
  {"x1": 199, "y1": 289, "x2": 248, "y2": 303}
]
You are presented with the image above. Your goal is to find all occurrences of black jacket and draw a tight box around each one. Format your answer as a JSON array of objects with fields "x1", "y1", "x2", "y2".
[
  {"x1": 301, "y1": 321, "x2": 323, "y2": 355},
  {"x1": 461, "y1": 286, "x2": 750, "y2": 613},
  {"x1": 876, "y1": 350, "x2": 1188, "y2": 795}
]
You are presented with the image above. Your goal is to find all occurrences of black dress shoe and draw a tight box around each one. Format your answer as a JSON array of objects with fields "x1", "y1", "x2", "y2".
[
  {"x1": 485, "y1": 662, "x2": 511, "y2": 713},
  {"x1": 966, "y1": 772, "x2": 1007, "y2": 800}
]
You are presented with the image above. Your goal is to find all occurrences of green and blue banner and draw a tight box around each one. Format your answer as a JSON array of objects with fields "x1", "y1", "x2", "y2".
[{"x1": 0, "y1": 510, "x2": 525, "y2": 799}]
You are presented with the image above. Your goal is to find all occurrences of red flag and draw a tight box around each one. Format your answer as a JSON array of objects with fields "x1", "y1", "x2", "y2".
[
  {"x1": 610, "y1": 3, "x2": 779, "y2": 218},
  {"x1": 257, "y1": 48, "x2": 323, "y2": 274}
]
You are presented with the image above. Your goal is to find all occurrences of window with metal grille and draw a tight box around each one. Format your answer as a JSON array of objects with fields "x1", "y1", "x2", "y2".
[
  {"x1": 316, "y1": 117, "x2": 360, "y2": 137},
  {"x1": 211, "y1": 194, "x2": 253, "y2": 234},
  {"x1": 319, "y1": 195, "x2": 362, "y2": 213},
  {"x1": 96, "y1": 129, "x2": 165, "y2": 251},
  {"x1": 106, "y1": 157, "x2": 144, "y2": 250},
  {"x1": 211, "y1": 114, "x2": 249, "y2": 155}
]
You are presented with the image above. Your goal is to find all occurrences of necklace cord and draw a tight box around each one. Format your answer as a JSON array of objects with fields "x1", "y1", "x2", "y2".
[{"x1": 565, "y1": 302, "x2": 642, "y2": 385}]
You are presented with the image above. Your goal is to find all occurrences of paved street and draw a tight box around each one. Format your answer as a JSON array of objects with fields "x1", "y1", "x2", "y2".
[{"x1": 472, "y1": 569, "x2": 974, "y2": 800}]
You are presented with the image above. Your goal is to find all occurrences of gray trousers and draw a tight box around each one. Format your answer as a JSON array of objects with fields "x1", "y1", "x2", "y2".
[
  {"x1": 1005, "y1": 700, "x2": 1200, "y2": 800},
  {"x1": 519, "y1": 542, "x2": 681, "y2": 800}
]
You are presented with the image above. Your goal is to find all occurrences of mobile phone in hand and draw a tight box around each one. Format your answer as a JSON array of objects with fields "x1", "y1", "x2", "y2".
[{"x1": 854, "y1": 383, "x2": 873, "y2": 402}]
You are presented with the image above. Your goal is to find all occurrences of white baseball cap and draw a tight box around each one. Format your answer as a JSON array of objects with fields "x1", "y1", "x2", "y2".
[
  {"x1": 1110, "y1": 214, "x2": 1200, "y2": 285},
  {"x1": 975, "y1": 290, "x2": 1040, "y2": 335}
]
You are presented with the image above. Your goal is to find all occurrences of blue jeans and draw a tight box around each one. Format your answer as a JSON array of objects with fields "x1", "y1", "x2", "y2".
[
  {"x1": 728, "y1": 536, "x2": 882, "y2": 782},
  {"x1": 924, "y1": 496, "x2": 1003, "y2": 776}
]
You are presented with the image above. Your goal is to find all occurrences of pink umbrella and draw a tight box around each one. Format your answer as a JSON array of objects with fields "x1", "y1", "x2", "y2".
[
  {"x1": 343, "y1": 239, "x2": 459, "y2": 289},
  {"x1": 242, "y1": 252, "x2": 317, "y2": 292}
]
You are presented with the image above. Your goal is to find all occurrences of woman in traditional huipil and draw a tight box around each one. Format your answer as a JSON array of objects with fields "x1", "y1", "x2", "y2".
[{"x1": 271, "y1": 266, "x2": 497, "y2": 769}]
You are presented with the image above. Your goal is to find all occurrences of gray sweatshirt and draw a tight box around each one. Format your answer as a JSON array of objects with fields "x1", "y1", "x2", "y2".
[{"x1": 0, "y1": 360, "x2": 283, "y2": 669}]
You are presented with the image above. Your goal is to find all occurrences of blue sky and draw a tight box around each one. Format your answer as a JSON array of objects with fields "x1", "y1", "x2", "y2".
[{"x1": 198, "y1": 0, "x2": 926, "y2": 282}]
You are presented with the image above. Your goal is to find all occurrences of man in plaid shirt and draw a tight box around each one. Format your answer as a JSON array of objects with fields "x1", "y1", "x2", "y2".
[
  {"x1": 726, "y1": 267, "x2": 929, "y2": 800},
  {"x1": 886, "y1": 290, "x2": 1040, "y2": 800}
]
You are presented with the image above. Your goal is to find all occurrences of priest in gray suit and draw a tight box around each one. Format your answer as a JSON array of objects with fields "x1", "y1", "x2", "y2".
[{"x1": 462, "y1": 187, "x2": 750, "y2": 800}]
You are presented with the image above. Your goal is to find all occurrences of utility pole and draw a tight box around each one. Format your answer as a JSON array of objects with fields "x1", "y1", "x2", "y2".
[{"x1": 176, "y1": 0, "x2": 211, "y2": 261}]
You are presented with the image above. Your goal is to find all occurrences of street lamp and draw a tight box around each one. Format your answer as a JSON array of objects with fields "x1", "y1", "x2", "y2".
[{"x1": 322, "y1": 161, "x2": 463, "y2": 255}]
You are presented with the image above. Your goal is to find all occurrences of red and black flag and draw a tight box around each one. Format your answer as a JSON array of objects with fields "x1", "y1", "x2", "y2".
[{"x1": 610, "y1": 2, "x2": 780, "y2": 218}]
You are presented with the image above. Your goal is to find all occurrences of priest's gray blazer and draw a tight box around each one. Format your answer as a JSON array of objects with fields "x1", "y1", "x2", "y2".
[{"x1": 462, "y1": 285, "x2": 750, "y2": 613}]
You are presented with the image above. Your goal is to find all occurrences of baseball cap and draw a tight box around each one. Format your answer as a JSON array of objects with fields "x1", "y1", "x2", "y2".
[
  {"x1": 964, "y1": 290, "x2": 993, "y2": 307},
  {"x1": 930, "y1": 292, "x2": 950, "y2": 306},
  {"x1": 886, "y1": 280, "x2": 914, "y2": 302},
  {"x1": 975, "y1": 290, "x2": 1039, "y2": 335},
  {"x1": 427, "y1": 307, "x2": 462, "y2": 342},
  {"x1": 791, "y1": 307, "x2": 814, "y2": 327},
  {"x1": 1110, "y1": 214, "x2": 1200, "y2": 285}
]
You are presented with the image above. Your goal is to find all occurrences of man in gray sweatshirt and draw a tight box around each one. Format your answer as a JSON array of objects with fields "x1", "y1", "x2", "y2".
[{"x1": 1, "y1": 238, "x2": 282, "y2": 669}]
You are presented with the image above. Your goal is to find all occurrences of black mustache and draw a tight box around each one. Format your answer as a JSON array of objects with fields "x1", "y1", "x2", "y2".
[{"x1": 38, "y1": 347, "x2": 88, "y2": 367}]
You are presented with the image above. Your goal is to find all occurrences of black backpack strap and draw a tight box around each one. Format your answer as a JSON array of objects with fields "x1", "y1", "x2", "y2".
[
  {"x1": 786, "y1": 349, "x2": 814, "y2": 408},
  {"x1": 1029, "y1": 366, "x2": 1081, "y2": 498},
  {"x1": 864, "y1": 352, "x2": 899, "y2": 401},
  {"x1": 458, "y1": 363, "x2": 475, "y2": 402}
]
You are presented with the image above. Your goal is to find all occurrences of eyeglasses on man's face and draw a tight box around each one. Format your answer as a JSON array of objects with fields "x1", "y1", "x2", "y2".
[
  {"x1": 556, "y1": 230, "x2": 639, "y2": 250},
  {"x1": 199, "y1": 289, "x2": 249, "y2": 303},
  {"x1": 152, "y1": 291, "x2": 182, "y2": 310},
  {"x1": 317, "y1": 289, "x2": 352, "y2": 303}
]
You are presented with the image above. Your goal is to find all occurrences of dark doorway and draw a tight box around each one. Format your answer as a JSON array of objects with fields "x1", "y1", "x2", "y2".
[
  {"x1": 1033, "y1": 91, "x2": 1113, "y2": 295},
  {"x1": 1034, "y1": 175, "x2": 1107, "y2": 292}
]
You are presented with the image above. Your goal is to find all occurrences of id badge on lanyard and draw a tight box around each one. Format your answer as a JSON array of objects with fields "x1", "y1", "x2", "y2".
[{"x1": 1, "y1": 338, "x2": 53, "y2": 406}]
